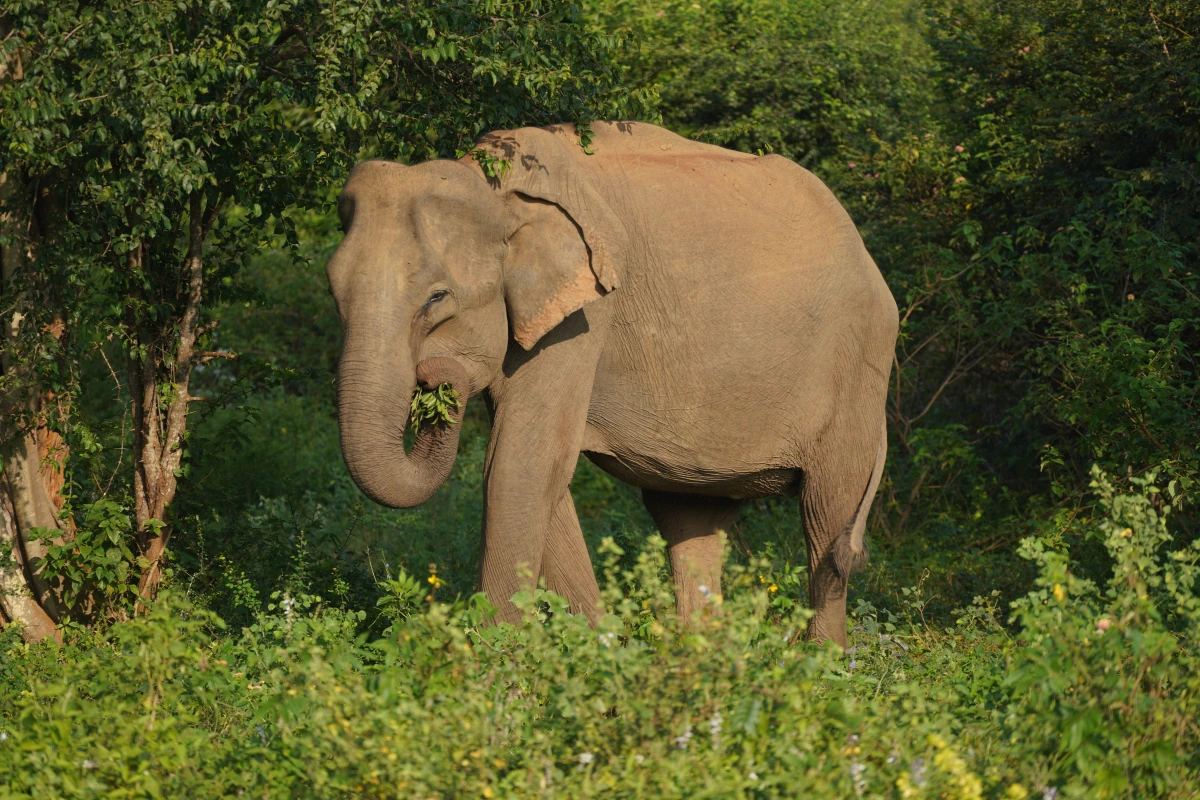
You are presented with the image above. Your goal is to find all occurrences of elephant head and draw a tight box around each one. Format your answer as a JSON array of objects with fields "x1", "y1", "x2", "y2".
[{"x1": 328, "y1": 127, "x2": 622, "y2": 508}]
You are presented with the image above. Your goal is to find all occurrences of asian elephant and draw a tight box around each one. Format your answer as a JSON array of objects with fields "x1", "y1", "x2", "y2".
[{"x1": 328, "y1": 121, "x2": 898, "y2": 646}]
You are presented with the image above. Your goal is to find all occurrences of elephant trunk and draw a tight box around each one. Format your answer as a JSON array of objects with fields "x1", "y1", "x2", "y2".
[{"x1": 337, "y1": 351, "x2": 468, "y2": 509}]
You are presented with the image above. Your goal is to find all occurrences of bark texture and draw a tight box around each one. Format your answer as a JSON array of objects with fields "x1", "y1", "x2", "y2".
[
  {"x1": 131, "y1": 192, "x2": 218, "y2": 606},
  {"x1": 0, "y1": 28, "x2": 73, "y2": 641},
  {"x1": 0, "y1": 156, "x2": 70, "y2": 640},
  {"x1": 0, "y1": 420, "x2": 68, "y2": 643}
]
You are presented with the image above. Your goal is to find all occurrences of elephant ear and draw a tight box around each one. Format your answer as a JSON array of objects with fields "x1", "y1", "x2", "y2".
[
  {"x1": 466, "y1": 126, "x2": 623, "y2": 350},
  {"x1": 502, "y1": 195, "x2": 607, "y2": 350}
]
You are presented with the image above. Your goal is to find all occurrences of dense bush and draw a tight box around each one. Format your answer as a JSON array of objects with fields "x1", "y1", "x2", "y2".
[
  {"x1": 1, "y1": 474, "x2": 1196, "y2": 797},
  {"x1": 594, "y1": 0, "x2": 935, "y2": 167},
  {"x1": 839, "y1": 0, "x2": 1200, "y2": 535}
]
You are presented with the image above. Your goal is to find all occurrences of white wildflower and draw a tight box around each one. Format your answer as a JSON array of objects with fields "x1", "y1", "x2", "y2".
[
  {"x1": 282, "y1": 592, "x2": 295, "y2": 626},
  {"x1": 578, "y1": 752, "x2": 594, "y2": 766},
  {"x1": 911, "y1": 758, "x2": 927, "y2": 787},
  {"x1": 674, "y1": 726, "x2": 693, "y2": 750},
  {"x1": 850, "y1": 761, "x2": 866, "y2": 795}
]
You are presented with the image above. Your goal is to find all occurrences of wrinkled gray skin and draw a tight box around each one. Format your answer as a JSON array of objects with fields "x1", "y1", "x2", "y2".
[{"x1": 328, "y1": 122, "x2": 897, "y2": 646}]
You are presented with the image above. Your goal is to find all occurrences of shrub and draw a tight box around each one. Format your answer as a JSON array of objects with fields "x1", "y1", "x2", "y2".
[{"x1": 1, "y1": 477, "x2": 1195, "y2": 798}]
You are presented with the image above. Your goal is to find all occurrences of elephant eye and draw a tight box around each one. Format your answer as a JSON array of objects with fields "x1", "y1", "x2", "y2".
[{"x1": 424, "y1": 289, "x2": 450, "y2": 308}]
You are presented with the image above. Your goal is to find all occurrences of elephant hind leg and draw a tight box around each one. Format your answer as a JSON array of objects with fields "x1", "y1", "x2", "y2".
[
  {"x1": 541, "y1": 491, "x2": 602, "y2": 623},
  {"x1": 642, "y1": 490, "x2": 741, "y2": 620},
  {"x1": 801, "y1": 425, "x2": 885, "y2": 647},
  {"x1": 830, "y1": 420, "x2": 887, "y2": 581}
]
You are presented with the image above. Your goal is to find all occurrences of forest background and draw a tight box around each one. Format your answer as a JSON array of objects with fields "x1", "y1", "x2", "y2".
[{"x1": 0, "y1": 0, "x2": 1198, "y2": 797}]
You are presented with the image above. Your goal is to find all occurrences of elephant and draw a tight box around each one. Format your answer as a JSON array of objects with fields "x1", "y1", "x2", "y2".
[{"x1": 327, "y1": 121, "x2": 898, "y2": 646}]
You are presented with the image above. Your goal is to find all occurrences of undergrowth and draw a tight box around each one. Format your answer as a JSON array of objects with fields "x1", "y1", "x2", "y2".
[{"x1": 1, "y1": 471, "x2": 1195, "y2": 798}]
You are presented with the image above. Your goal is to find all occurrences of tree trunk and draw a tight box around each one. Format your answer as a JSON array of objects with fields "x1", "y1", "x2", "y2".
[
  {"x1": 0, "y1": 22, "x2": 215, "y2": 629},
  {"x1": 0, "y1": 419, "x2": 68, "y2": 643},
  {"x1": 0, "y1": 173, "x2": 70, "y2": 641},
  {"x1": 132, "y1": 192, "x2": 215, "y2": 608},
  {"x1": 0, "y1": 29, "x2": 73, "y2": 640}
]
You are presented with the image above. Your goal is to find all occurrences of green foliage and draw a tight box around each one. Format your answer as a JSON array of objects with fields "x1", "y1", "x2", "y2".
[
  {"x1": 1003, "y1": 467, "x2": 1200, "y2": 795},
  {"x1": 409, "y1": 383, "x2": 462, "y2": 435},
  {"x1": 1, "y1": 478, "x2": 1196, "y2": 797},
  {"x1": 374, "y1": 565, "x2": 427, "y2": 626},
  {"x1": 468, "y1": 148, "x2": 513, "y2": 180},
  {"x1": 593, "y1": 0, "x2": 935, "y2": 167},
  {"x1": 3, "y1": 0, "x2": 1200, "y2": 795},
  {"x1": 29, "y1": 499, "x2": 146, "y2": 616},
  {"x1": 861, "y1": 0, "x2": 1199, "y2": 493}
]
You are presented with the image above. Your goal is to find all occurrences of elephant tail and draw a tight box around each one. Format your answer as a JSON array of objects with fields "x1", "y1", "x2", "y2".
[{"x1": 833, "y1": 420, "x2": 887, "y2": 580}]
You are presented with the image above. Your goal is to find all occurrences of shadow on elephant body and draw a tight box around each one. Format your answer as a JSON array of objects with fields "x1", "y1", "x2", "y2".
[{"x1": 501, "y1": 307, "x2": 592, "y2": 378}]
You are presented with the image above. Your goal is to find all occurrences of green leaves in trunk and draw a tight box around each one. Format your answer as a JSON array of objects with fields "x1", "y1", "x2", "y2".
[{"x1": 409, "y1": 383, "x2": 462, "y2": 435}]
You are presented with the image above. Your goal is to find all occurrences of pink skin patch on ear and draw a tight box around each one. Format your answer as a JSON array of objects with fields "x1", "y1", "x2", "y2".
[{"x1": 512, "y1": 268, "x2": 606, "y2": 350}]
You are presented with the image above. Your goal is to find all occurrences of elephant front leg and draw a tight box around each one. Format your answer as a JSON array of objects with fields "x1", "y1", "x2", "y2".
[
  {"x1": 542, "y1": 491, "x2": 601, "y2": 622},
  {"x1": 479, "y1": 443, "x2": 600, "y2": 623},
  {"x1": 478, "y1": 340, "x2": 610, "y2": 623},
  {"x1": 477, "y1": 458, "x2": 555, "y2": 623}
]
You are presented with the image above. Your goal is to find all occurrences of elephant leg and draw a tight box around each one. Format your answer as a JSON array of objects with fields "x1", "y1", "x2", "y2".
[
  {"x1": 642, "y1": 490, "x2": 741, "y2": 620},
  {"x1": 541, "y1": 491, "x2": 601, "y2": 623},
  {"x1": 800, "y1": 452, "x2": 877, "y2": 648},
  {"x1": 478, "y1": 429, "x2": 583, "y2": 623},
  {"x1": 479, "y1": 305, "x2": 611, "y2": 624}
]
